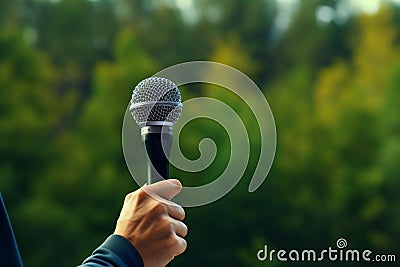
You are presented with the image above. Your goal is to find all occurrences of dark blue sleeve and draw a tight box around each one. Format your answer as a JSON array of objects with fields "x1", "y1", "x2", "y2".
[
  {"x1": 0, "y1": 193, "x2": 24, "y2": 267},
  {"x1": 79, "y1": 235, "x2": 144, "y2": 267}
]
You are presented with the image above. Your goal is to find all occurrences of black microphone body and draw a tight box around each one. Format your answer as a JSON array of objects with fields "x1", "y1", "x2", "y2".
[{"x1": 141, "y1": 125, "x2": 172, "y2": 184}]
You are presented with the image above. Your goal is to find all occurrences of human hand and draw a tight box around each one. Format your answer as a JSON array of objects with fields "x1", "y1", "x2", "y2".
[{"x1": 114, "y1": 179, "x2": 187, "y2": 267}]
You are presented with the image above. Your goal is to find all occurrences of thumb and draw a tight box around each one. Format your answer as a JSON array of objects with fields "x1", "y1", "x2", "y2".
[{"x1": 142, "y1": 179, "x2": 182, "y2": 201}]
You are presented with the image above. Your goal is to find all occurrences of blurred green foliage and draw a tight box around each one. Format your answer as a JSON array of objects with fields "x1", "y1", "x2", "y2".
[{"x1": 0, "y1": 0, "x2": 399, "y2": 266}]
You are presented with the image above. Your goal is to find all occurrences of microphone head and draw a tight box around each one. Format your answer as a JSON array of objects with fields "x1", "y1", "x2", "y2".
[{"x1": 130, "y1": 77, "x2": 183, "y2": 127}]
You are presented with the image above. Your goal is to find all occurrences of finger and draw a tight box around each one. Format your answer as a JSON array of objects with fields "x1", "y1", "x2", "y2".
[
  {"x1": 166, "y1": 203, "x2": 185, "y2": 220},
  {"x1": 142, "y1": 179, "x2": 182, "y2": 200},
  {"x1": 173, "y1": 235, "x2": 187, "y2": 256},
  {"x1": 171, "y1": 219, "x2": 188, "y2": 238}
]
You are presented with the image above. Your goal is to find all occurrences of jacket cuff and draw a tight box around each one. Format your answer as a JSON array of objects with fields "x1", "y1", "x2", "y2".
[{"x1": 102, "y1": 235, "x2": 144, "y2": 267}]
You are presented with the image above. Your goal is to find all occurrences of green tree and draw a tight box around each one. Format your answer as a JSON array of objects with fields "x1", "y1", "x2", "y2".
[
  {"x1": 0, "y1": 29, "x2": 60, "y2": 203},
  {"x1": 277, "y1": 0, "x2": 351, "y2": 80},
  {"x1": 0, "y1": 26, "x2": 76, "y2": 267}
]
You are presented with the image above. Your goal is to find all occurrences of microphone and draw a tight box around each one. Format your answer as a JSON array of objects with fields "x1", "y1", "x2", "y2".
[{"x1": 129, "y1": 77, "x2": 183, "y2": 184}]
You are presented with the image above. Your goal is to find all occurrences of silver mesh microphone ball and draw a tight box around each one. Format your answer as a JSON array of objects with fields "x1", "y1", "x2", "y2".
[
  {"x1": 129, "y1": 77, "x2": 182, "y2": 184},
  {"x1": 129, "y1": 77, "x2": 183, "y2": 129}
]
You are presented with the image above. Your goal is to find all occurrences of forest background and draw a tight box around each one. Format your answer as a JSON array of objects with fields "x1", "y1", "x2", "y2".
[{"x1": 1, "y1": 0, "x2": 399, "y2": 266}]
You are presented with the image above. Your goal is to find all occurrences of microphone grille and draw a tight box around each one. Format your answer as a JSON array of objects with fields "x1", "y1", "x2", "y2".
[{"x1": 130, "y1": 77, "x2": 182, "y2": 127}]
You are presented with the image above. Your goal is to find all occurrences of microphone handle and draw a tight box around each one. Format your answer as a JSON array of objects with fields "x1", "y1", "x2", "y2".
[
  {"x1": 142, "y1": 127, "x2": 173, "y2": 266},
  {"x1": 142, "y1": 127, "x2": 172, "y2": 184}
]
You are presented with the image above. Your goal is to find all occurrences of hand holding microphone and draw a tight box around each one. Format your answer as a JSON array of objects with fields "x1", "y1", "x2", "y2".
[
  {"x1": 79, "y1": 77, "x2": 187, "y2": 267},
  {"x1": 114, "y1": 179, "x2": 188, "y2": 267},
  {"x1": 124, "y1": 77, "x2": 186, "y2": 266}
]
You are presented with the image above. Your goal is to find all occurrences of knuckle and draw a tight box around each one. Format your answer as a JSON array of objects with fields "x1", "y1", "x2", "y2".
[
  {"x1": 161, "y1": 217, "x2": 174, "y2": 233},
  {"x1": 124, "y1": 192, "x2": 134, "y2": 202},
  {"x1": 159, "y1": 217, "x2": 177, "y2": 240},
  {"x1": 137, "y1": 189, "x2": 149, "y2": 202},
  {"x1": 152, "y1": 202, "x2": 168, "y2": 214},
  {"x1": 169, "y1": 235, "x2": 180, "y2": 247},
  {"x1": 172, "y1": 237, "x2": 187, "y2": 255}
]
